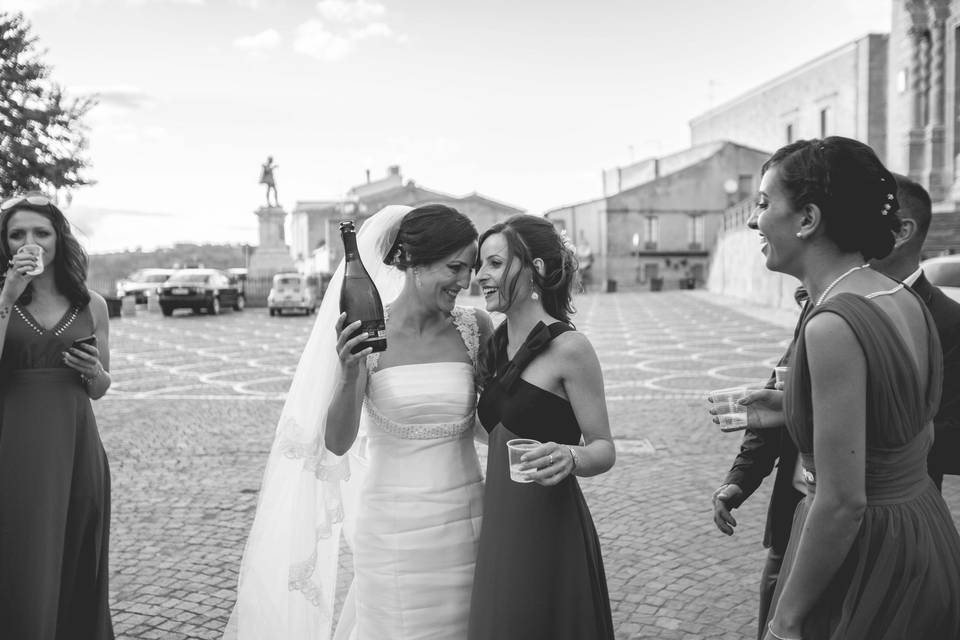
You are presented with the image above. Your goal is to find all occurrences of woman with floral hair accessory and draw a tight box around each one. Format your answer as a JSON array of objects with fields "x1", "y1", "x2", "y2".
[
  {"x1": 750, "y1": 137, "x2": 960, "y2": 640},
  {"x1": 470, "y1": 214, "x2": 615, "y2": 640}
]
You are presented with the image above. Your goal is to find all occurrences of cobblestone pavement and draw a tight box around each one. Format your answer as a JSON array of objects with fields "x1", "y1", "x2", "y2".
[{"x1": 97, "y1": 292, "x2": 960, "y2": 639}]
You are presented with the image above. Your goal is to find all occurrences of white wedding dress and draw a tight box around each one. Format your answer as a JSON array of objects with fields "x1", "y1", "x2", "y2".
[
  {"x1": 225, "y1": 205, "x2": 483, "y2": 640},
  {"x1": 338, "y1": 306, "x2": 483, "y2": 639}
]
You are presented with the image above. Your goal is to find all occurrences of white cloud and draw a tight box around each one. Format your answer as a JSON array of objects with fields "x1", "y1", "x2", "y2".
[
  {"x1": 233, "y1": 28, "x2": 281, "y2": 52},
  {"x1": 76, "y1": 85, "x2": 155, "y2": 111},
  {"x1": 294, "y1": 19, "x2": 400, "y2": 61},
  {"x1": 316, "y1": 0, "x2": 385, "y2": 24}
]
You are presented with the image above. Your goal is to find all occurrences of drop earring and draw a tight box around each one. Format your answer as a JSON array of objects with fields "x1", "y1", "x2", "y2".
[
  {"x1": 795, "y1": 232, "x2": 802, "y2": 238},
  {"x1": 414, "y1": 267, "x2": 422, "y2": 288},
  {"x1": 530, "y1": 278, "x2": 540, "y2": 301}
]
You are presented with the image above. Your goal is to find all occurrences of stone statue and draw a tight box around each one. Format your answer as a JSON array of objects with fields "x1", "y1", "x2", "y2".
[{"x1": 259, "y1": 156, "x2": 279, "y2": 207}]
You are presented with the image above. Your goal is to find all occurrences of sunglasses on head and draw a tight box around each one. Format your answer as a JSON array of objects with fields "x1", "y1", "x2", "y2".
[{"x1": 1, "y1": 194, "x2": 53, "y2": 212}]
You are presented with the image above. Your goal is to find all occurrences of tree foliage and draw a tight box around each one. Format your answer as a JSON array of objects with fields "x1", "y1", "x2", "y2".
[{"x1": 0, "y1": 12, "x2": 96, "y2": 197}]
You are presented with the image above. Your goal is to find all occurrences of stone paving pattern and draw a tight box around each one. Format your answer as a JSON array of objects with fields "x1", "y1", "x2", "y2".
[{"x1": 97, "y1": 292, "x2": 960, "y2": 639}]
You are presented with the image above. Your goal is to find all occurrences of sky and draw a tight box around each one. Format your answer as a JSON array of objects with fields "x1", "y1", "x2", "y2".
[{"x1": 2, "y1": 0, "x2": 891, "y2": 253}]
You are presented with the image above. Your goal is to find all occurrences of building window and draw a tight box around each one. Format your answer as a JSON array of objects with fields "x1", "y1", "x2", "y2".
[
  {"x1": 688, "y1": 215, "x2": 704, "y2": 250},
  {"x1": 819, "y1": 107, "x2": 830, "y2": 137},
  {"x1": 643, "y1": 263, "x2": 659, "y2": 283},
  {"x1": 897, "y1": 69, "x2": 908, "y2": 94},
  {"x1": 644, "y1": 216, "x2": 659, "y2": 250},
  {"x1": 786, "y1": 123, "x2": 794, "y2": 143}
]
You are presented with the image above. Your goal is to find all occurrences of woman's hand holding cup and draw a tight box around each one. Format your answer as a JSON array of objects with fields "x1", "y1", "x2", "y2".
[
  {"x1": 516, "y1": 441, "x2": 576, "y2": 486},
  {"x1": 2, "y1": 244, "x2": 43, "y2": 303}
]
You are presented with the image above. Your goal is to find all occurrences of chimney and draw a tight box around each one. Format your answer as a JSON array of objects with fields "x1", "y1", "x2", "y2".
[
  {"x1": 365, "y1": 169, "x2": 371, "y2": 183},
  {"x1": 388, "y1": 165, "x2": 401, "y2": 177}
]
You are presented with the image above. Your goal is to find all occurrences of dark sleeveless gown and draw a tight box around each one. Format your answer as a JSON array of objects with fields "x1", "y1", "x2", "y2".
[
  {"x1": 0, "y1": 303, "x2": 114, "y2": 639},
  {"x1": 468, "y1": 321, "x2": 614, "y2": 640},
  {"x1": 769, "y1": 293, "x2": 960, "y2": 639}
]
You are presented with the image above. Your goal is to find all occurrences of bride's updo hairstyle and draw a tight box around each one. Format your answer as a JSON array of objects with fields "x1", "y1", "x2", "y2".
[
  {"x1": 383, "y1": 204, "x2": 477, "y2": 269},
  {"x1": 762, "y1": 136, "x2": 901, "y2": 260},
  {"x1": 478, "y1": 214, "x2": 579, "y2": 325}
]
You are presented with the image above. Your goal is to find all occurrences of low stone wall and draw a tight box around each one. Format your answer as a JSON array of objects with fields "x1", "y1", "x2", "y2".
[{"x1": 706, "y1": 227, "x2": 801, "y2": 311}]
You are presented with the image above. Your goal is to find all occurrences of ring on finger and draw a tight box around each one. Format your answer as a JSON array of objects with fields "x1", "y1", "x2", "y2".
[{"x1": 548, "y1": 454, "x2": 554, "y2": 465}]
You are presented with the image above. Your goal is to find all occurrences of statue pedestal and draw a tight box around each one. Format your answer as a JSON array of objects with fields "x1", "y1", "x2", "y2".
[{"x1": 249, "y1": 206, "x2": 295, "y2": 276}]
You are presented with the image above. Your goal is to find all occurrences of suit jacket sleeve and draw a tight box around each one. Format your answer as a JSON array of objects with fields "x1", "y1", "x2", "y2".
[
  {"x1": 722, "y1": 371, "x2": 782, "y2": 508},
  {"x1": 721, "y1": 294, "x2": 809, "y2": 507}
]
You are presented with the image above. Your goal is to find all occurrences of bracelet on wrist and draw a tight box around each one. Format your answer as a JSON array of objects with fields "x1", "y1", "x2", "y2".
[
  {"x1": 81, "y1": 367, "x2": 104, "y2": 385},
  {"x1": 568, "y1": 446, "x2": 579, "y2": 472},
  {"x1": 767, "y1": 621, "x2": 801, "y2": 640}
]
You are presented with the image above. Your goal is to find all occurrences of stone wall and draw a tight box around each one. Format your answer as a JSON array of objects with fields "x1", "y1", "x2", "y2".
[{"x1": 706, "y1": 226, "x2": 801, "y2": 311}]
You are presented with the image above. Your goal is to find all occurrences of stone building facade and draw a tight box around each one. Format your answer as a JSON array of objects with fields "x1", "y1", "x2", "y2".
[
  {"x1": 689, "y1": 34, "x2": 889, "y2": 160},
  {"x1": 887, "y1": 0, "x2": 960, "y2": 252},
  {"x1": 289, "y1": 166, "x2": 524, "y2": 274},
  {"x1": 546, "y1": 142, "x2": 769, "y2": 290}
]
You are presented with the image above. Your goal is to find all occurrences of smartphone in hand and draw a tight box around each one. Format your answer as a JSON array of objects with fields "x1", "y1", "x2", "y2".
[{"x1": 71, "y1": 335, "x2": 97, "y2": 350}]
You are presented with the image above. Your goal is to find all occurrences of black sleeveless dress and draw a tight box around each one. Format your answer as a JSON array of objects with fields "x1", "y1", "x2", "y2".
[
  {"x1": 468, "y1": 321, "x2": 614, "y2": 640},
  {"x1": 0, "y1": 303, "x2": 114, "y2": 639}
]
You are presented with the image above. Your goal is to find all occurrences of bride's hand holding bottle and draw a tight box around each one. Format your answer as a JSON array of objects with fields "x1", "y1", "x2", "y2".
[
  {"x1": 327, "y1": 313, "x2": 375, "y2": 456},
  {"x1": 335, "y1": 313, "x2": 373, "y2": 379}
]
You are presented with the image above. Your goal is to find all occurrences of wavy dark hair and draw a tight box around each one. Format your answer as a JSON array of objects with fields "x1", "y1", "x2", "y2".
[
  {"x1": 382, "y1": 204, "x2": 478, "y2": 269},
  {"x1": 762, "y1": 136, "x2": 901, "y2": 260},
  {"x1": 477, "y1": 214, "x2": 578, "y2": 325},
  {"x1": 0, "y1": 194, "x2": 91, "y2": 308}
]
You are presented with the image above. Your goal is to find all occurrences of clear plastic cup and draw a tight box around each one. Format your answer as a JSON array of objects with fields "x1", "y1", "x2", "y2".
[
  {"x1": 506, "y1": 438, "x2": 540, "y2": 483},
  {"x1": 16, "y1": 244, "x2": 43, "y2": 276},
  {"x1": 707, "y1": 386, "x2": 750, "y2": 432},
  {"x1": 774, "y1": 366, "x2": 789, "y2": 391}
]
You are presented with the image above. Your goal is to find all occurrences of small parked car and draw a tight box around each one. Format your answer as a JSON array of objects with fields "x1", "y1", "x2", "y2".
[
  {"x1": 268, "y1": 272, "x2": 318, "y2": 316},
  {"x1": 922, "y1": 255, "x2": 960, "y2": 303},
  {"x1": 116, "y1": 268, "x2": 176, "y2": 304},
  {"x1": 158, "y1": 268, "x2": 244, "y2": 316}
]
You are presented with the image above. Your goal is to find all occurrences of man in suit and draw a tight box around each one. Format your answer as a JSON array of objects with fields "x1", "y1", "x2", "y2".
[
  {"x1": 870, "y1": 174, "x2": 960, "y2": 490},
  {"x1": 710, "y1": 174, "x2": 960, "y2": 640}
]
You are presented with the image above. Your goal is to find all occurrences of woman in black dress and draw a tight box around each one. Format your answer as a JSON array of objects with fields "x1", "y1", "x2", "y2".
[
  {"x1": 469, "y1": 214, "x2": 616, "y2": 640},
  {"x1": 0, "y1": 193, "x2": 114, "y2": 639}
]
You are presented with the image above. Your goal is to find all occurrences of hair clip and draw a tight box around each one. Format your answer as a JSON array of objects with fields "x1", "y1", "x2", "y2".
[
  {"x1": 887, "y1": 193, "x2": 894, "y2": 201},
  {"x1": 881, "y1": 203, "x2": 892, "y2": 216}
]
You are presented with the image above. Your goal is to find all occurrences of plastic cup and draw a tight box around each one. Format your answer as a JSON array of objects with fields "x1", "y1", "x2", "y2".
[
  {"x1": 774, "y1": 366, "x2": 789, "y2": 391},
  {"x1": 506, "y1": 438, "x2": 540, "y2": 483},
  {"x1": 16, "y1": 244, "x2": 43, "y2": 276},
  {"x1": 707, "y1": 386, "x2": 750, "y2": 432}
]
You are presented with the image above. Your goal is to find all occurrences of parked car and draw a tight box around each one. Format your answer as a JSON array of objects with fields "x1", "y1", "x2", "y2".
[
  {"x1": 268, "y1": 272, "x2": 318, "y2": 316},
  {"x1": 116, "y1": 268, "x2": 176, "y2": 304},
  {"x1": 226, "y1": 267, "x2": 247, "y2": 311},
  {"x1": 158, "y1": 268, "x2": 244, "y2": 316},
  {"x1": 922, "y1": 255, "x2": 960, "y2": 303}
]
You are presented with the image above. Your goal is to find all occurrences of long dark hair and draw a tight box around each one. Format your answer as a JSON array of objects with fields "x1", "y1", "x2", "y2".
[
  {"x1": 478, "y1": 215, "x2": 579, "y2": 386},
  {"x1": 477, "y1": 214, "x2": 578, "y2": 325},
  {"x1": 762, "y1": 136, "x2": 900, "y2": 260},
  {"x1": 0, "y1": 195, "x2": 91, "y2": 308},
  {"x1": 383, "y1": 204, "x2": 478, "y2": 269}
]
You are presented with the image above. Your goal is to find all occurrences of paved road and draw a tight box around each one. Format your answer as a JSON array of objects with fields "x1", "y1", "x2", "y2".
[{"x1": 97, "y1": 292, "x2": 960, "y2": 639}]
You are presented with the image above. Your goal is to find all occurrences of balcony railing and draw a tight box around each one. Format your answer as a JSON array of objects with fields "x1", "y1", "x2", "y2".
[{"x1": 722, "y1": 195, "x2": 757, "y2": 233}]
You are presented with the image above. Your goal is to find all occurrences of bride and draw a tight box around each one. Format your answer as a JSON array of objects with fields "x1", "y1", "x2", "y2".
[{"x1": 224, "y1": 204, "x2": 493, "y2": 640}]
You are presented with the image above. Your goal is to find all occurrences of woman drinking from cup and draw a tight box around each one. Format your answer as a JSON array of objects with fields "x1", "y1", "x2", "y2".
[
  {"x1": 470, "y1": 214, "x2": 615, "y2": 640},
  {"x1": 0, "y1": 192, "x2": 114, "y2": 638}
]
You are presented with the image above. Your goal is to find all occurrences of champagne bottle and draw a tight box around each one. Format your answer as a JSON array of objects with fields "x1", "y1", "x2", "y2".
[{"x1": 339, "y1": 220, "x2": 387, "y2": 354}]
